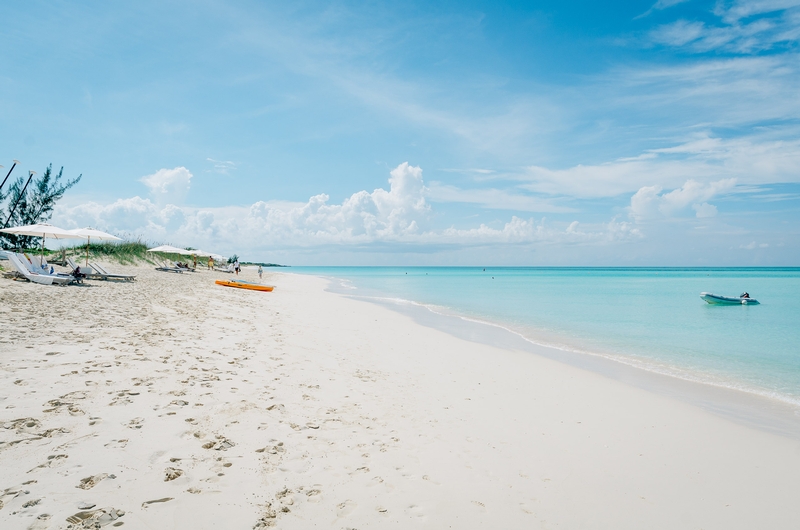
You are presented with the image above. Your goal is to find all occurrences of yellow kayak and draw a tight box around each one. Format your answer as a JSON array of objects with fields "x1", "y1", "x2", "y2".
[{"x1": 215, "y1": 279, "x2": 274, "y2": 292}]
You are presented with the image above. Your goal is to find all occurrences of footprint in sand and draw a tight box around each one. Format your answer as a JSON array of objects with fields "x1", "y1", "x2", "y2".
[
  {"x1": 141, "y1": 497, "x2": 173, "y2": 508},
  {"x1": 0, "y1": 485, "x2": 28, "y2": 510},
  {"x1": 164, "y1": 467, "x2": 184, "y2": 481},
  {"x1": 22, "y1": 497, "x2": 41, "y2": 508},
  {"x1": 27, "y1": 512, "x2": 52, "y2": 530},
  {"x1": 275, "y1": 487, "x2": 293, "y2": 507},
  {"x1": 253, "y1": 502, "x2": 278, "y2": 528},
  {"x1": 125, "y1": 418, "x2": 143, "y2": 429},
  {"x1": 201, "y1": 436, "x2": 235, "y2": 451},
  {"x1": 28, "y1": 454, "x2": 69, "y2": 472},
  {"x1": 304, "y1": 487, "x2": 323, "y2": 503},
  {"x1": 61, "y1": 391, "x2": 89, "y2": 401},
  {"x1": 76, "y1": 473, "x2": 115, "y2": 490},
  {"x1": 336, "y1": 500, "x2": 357, "y2": 517},
  {"x1": 108, "y1": 392, "x2": 134, "y2": 406},
  {"x1": 65, "y1": 507, "x2": 124, "y2": 527},
  {"x1": 3, "y1": 417, "x2": 42, "y2": 434}
]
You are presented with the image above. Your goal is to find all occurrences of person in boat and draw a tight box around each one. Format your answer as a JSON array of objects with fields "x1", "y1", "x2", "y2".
[{"x1": 740, "y1": 292, "x2": 750, "y2": 298}]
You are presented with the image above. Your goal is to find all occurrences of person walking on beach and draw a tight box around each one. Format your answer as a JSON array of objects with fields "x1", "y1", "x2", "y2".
[
  {"x1": 258, "y1": 265, "x2": 263, "y2": 280},
  {"x1": 208, "y1": 256, "x2": 213, "y2": 270},
  {"x1": 234, "y1": 259, "x2": 240, "y2": 275}
]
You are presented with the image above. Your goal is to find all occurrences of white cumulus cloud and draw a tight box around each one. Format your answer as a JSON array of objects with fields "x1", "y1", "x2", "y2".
[
  {"x1": 629, "y1": 178, "x2": 736, "y2": 221},
  {"x1": 692, "y1": 202, "x2": 718, "y2": 218},
  {"x1": 140, "y1": 167, "x2": 193, "y2": 203},
  {"x1": 52, "y1": 163, "x2": 640, "y2": 256}
]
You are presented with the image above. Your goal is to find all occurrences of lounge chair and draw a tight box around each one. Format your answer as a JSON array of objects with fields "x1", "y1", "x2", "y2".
[
  {"x1": 0, "y1": 251, "x2": 73, "y2": 285},
  {"x1": 25, "y1": 254, "x2": 47, "y2": 269},
  {"x1": 171, "y1": 261, "x2": 196, "y2": 272},
  {"x1": 155, "y1": 259, "x2": 184, "y2": 273},
  {"x1": 90, "y1": 262, "x2": 136, "y2": 282},
  {"x1": 20, "y1": 253, "x2": 81, "y2": 283},
  {"x1": 214, "y1": 263, "x2": 234, "y2": 273},
  {"x1": 67, "y1": 257, "x2": 103, "y2": 280}
]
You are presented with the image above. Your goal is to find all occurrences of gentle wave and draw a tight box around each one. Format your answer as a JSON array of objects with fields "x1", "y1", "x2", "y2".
[
  {"x1": 304, "y1": 268, "x2": 800, "y2": 408},
  {"x1": 345, "y1": 290, "x2": 800, "y2": 408}
]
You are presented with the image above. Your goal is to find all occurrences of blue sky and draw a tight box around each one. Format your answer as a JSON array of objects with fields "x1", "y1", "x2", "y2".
[{"x1": 1, "y1": 0, "x2": 799, "y2": 265}]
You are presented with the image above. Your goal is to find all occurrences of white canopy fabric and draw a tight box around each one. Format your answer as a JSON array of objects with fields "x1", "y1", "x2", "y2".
[
  {"x1": 68, "y1": 227, "x2": 122, "y2": 241},
  {"x1": 147, "y1": 245, "x2": 193, "y2": 255},
  {"x1": 0, "y1": 223, "x2": 86, "y2": 254},
  {"x1": 193, "y1": 251, "x2": 226, "y2": 261},
  {"x1": 0, "y1": 223, "x2": 84, "y2": 240}
]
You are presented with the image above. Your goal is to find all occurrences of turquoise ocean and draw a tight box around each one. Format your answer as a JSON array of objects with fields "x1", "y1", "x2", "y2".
[{"x1": 295, "y1": 267, "x2": 800, "y2": 406}]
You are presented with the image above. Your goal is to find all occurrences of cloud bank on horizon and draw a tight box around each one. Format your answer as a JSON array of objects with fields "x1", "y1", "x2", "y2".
[
  {"x1": 3, "y1": 0, "x2": 799, "y2": 265},
  {"x1": 53, "y1": 163, "x2": 642, "y2": 253}
]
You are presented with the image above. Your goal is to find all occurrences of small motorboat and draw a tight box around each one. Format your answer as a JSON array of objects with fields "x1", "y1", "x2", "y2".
[{"x1": 700, "y1": 292, "x2": 759, "y2": 305}]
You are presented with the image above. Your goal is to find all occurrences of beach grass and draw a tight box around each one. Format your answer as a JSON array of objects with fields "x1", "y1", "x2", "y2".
[{"x1": 55, "y1": 240, "x2": 158, "y2": 265}]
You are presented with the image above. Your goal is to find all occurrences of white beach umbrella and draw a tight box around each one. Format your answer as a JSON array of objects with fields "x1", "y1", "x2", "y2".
[
  {"x1": 69, "y1": 227, "x2": 123, "y2": 266},
  {"x1": 147, "y1": 244, "x2": 193, "y2": 256},
  {"x1": 191, "y1": 250, "x2": 225, "y2": 261},
  {"x1": 0, "y1": 223, "x2": 86, "y2": 256}
]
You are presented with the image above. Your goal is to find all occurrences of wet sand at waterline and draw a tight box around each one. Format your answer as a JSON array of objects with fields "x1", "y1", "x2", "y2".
[{"x1": 1, "y1": 264, "x2": 800, "y2": 529}]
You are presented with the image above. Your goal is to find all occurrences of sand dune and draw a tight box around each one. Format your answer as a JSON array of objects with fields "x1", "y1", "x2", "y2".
[{"x1": 1, "y1": 264, "x2": 800, "y2": 529}]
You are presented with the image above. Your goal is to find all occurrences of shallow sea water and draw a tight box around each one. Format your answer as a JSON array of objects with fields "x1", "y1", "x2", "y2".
[{"x1": 296, "y1": 267, "x2": 800, "y2": 406}]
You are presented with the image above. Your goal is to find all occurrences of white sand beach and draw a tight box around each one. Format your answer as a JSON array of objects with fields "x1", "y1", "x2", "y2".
[{"x1": 2, "y1": 264, "x2": 800, "y2": 529}]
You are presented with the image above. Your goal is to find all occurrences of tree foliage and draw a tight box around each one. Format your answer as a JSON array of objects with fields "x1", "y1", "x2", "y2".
[{"x1": 0, "y1": 164, "x2": 81, "y2": 249}]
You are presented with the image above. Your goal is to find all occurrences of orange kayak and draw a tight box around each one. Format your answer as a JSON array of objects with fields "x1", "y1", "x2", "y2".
[{"x1": 215, "y1": 279, "x2": 274, "y2": 292}]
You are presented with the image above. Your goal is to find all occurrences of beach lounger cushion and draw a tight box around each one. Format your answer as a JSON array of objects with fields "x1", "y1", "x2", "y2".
[{"x1": 1, "y1": 251, "x2": 71, "y2": 285}]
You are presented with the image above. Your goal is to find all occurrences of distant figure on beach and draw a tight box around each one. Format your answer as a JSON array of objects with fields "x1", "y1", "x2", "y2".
[
  {"x1": 741, "y1": 292, "x2": 750, "y2": 298},
  {"x1": 258, "y1": 265, "x2": 263, "y2": 279},
  {"x1": 234, "y1": 259, "x2": 240, "y2": 275},
  {"x1": 193, "y1": 255, "x2": 197, "y2": 269},
  {"x1": 208, "y1": 256, "x2": 213, "y2": 270}
]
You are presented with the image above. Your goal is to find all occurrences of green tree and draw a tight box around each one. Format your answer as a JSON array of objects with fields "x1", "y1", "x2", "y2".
[{"x1": 0, "y1": 164, "x2": 81, "y2": 249}]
